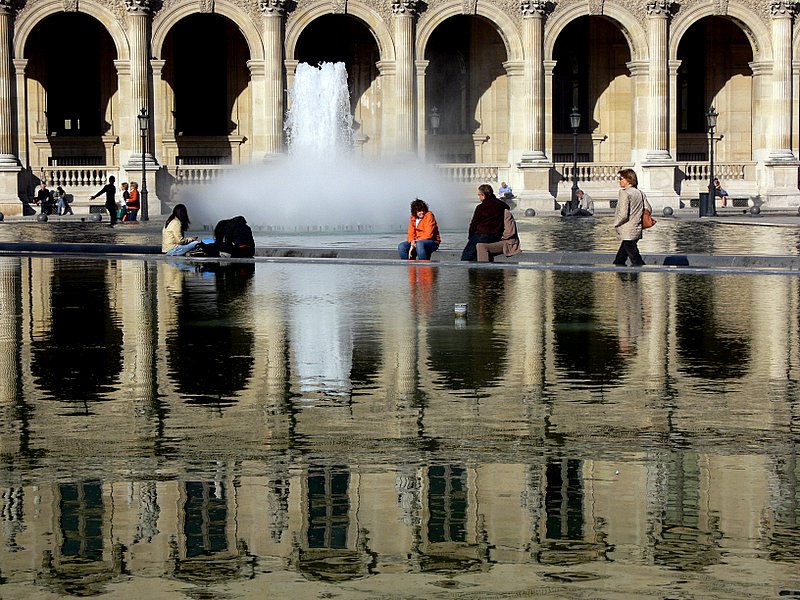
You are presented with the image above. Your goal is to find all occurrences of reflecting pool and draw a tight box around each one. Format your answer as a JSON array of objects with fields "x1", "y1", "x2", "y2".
[{"x1": 0, "y1": 256, "x2": 799, "y2": 598}]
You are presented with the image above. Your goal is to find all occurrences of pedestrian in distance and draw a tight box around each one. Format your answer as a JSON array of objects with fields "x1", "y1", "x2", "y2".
[{"x1": 90, "y1": 175, "x2": 118, "y2": 226}]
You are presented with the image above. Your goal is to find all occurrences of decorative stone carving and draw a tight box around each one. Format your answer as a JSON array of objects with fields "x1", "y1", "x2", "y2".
[
  {"x1": 331, "y1": 0, "x2": 345, "y2": 14},
  {"x1": 520, "y1": 0, "x2": 547, "y2": 18},
  {"x1": 124, "y1": 0, "x2": 151, "y2": 13},
  {"x1": 392, "y1": 0, "x2": 417, "y2": 15},
  {"x1": 0, "y1": 0, "x2": 13, "y2": 13},
  {"x1": 646, "y1": 0, "x2": 671, "y2": 16},
  {"x1": 62, "y1": 0, "x2": 78, "y2": 12},
  {"x1": 770, "y1": 1, "x2": 796, "y2": 17},
  {"x1": 259, "y1": 0, "x2": 285, "y2": 14},
  {"x1": 587, "y1": 0, "x2": 604, "y2": 16},
  {"x1": 713, "y1": 0, "x2": 729, "y2": 15},
  {"x1": 199, "y1": 0, "x2": 213, "y2": 12},
  {"x1": 462, "y1": 0, "x2": 476, "y2": 15}
]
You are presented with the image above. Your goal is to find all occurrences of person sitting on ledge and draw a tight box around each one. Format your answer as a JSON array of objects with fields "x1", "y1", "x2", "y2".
[
  {"x1": 398, "y1": 198, "x2": 441, "y2": 261},
  {"x1": 562, "y1": 189, "x2": 594, "y2": 217},
  {"x1": 201, "y1": 216, "x2": 256, "y2": 258},
  {"x1": 162, "y1": 203, "x2": 201, "y2": 256},
  {"x1": 476, "y1": 208, "x2": 521, "y2": 262},
  {"x1": 498, "y1": 181, "x2": 514, "y2": 199}
]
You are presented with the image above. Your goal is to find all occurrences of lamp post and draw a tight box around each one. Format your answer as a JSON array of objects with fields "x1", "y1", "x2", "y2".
[
  {"x1": 704, "y1": 106, "x2": 718, "y2": 217},
  {"x1": 569, "y1": 107, "x2": 581, "y2": 214},
  {"x1": 137, "y1": 107, "x2": 149, "y2": 221}
]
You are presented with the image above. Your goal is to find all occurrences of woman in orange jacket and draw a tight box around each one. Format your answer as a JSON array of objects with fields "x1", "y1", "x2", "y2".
[{"x1": 398, "y1": 198, "x2": 441, "y2": 261}]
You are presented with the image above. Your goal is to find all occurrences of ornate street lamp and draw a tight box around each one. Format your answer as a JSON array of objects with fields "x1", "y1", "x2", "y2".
[
  {"x1": 570, "y1": 107, "x2": 581, "y2": 214},
  {"x1": 429, "y1": 106, "x2": 440, "y2": 135},
  {"x1": 704, "y1": 106, "x2": 718, "y2": 217},
  {"x1": 137, "y1": 108, "x2": 149, "y2": 221}
]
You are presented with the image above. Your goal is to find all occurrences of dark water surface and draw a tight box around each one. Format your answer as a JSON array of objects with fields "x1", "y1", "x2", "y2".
[{"x1": 0, "y1": 227, "x2": 798, "y2": 598}]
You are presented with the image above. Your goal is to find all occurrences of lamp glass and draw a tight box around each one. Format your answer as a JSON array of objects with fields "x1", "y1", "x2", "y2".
[
  {"x1": 569, "y1": 107, "x2": 581, "y2": 130},
  {"x1": 137, "y1": 109, "x2": 149, "y2": 133},
  {"x1": 705, "y1": 107, "x2": 718, "y2": 130}
]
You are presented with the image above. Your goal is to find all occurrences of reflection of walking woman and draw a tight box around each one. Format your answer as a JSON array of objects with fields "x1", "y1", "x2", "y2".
[
  {"x1": 613, "y1": 168, "x2": 651, "y2": 267},
  {"x1": 162, "y1": 204, "x2": 200, "y2": 256}
]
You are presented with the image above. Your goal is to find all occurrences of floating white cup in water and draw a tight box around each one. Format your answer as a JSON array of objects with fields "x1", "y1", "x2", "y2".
[{"x1": 454, "y1": 303, "x2": 468, "y2": 315}]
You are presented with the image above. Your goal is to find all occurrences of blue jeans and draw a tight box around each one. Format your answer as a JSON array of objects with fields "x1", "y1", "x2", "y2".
[
  {"x1": 126, "y1": 209, "x2": 138, "y2": 222},
  {"x1": 165, "y1": 240, "x2": 200, "y2": 256},
  {"x1": 398, "y1": 239, "x2": 438, "y2": 260},
  {"x1": 461, "y1": 233, "x2": 501, "y2": 261}
]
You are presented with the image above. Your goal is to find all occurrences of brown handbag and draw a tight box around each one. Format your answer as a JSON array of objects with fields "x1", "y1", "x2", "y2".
[{"x1": 642, "y1": 208, "x2": 656, "y2": 229}]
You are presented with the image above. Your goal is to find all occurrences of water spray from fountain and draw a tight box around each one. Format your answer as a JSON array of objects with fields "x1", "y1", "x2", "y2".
[{"x1": 189, "y1": 62, "x2": 467, "y2": 233}]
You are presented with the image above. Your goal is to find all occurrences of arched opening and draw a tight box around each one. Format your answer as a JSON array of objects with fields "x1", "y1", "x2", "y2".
[
  {"x1": 294, "y1": 15, "x2": 381, "y2": 156},
  {"x1": 551, "y1": 17, "x2": 632, "y2": 164},
  {"x1": 23, "y1": 13, "x2": 117, "y2": 168},
  {"x1": 162, "y1": 14, "x2": 251, "y2": 165},
  {"x1": 424, "y1": 16, "x2": 508, "y2": 164},
  {"x1": 676, "y1": 17, "x2": 753, "y2": 164}
]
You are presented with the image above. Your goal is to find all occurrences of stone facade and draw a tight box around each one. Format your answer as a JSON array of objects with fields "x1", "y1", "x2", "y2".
[{"x1": 0, "y1": 0, "x2": 799, "y2": 216}]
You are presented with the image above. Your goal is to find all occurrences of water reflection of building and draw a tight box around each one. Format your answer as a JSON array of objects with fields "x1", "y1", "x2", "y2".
[{"x1": 0, "y1": 259, "x2": 799, "y2": 593}]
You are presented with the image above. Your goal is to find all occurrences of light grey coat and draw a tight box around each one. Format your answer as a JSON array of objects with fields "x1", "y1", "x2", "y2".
[{"x1": 614, "y1": 186, "x2": 652, "y2": 241}]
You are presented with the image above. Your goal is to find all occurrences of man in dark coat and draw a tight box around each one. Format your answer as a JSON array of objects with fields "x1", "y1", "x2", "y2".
[
  {"x1": 460, "y1": 184, "x2": 510, "y2": 261},
  {"x1": 90, "y1": 176, "x2": 118, "y2": 226}
]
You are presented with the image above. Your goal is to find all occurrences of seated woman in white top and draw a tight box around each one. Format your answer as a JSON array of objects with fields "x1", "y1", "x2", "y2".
[{"x1": 162, "y1": 203, "x2": 201, "y2": 256}]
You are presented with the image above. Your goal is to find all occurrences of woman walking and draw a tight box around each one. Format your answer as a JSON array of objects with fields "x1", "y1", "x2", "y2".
[{"x1": 613, "y1": 168, "x2": 651, "y2": 267}]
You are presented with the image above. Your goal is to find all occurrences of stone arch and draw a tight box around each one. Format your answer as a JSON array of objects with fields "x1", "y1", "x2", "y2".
[
  {"x1": 14, "y1": 0, "x2": 129, "y2": 60},
  {"x1": 670, "y1": 2, "x2": 771, "y2": 61},
  {"x1": 416, "y1": 0, "x2": 523, "y2": 62},
  {"x1": 544, "y1": 3, "x2": 646, "y2": 62},
  {"x1": 285, "y1": 1, "x2": 394, "y2": 62},
  {"x1": 152, "y1": 1, "x2": 264, "y2": 60}
]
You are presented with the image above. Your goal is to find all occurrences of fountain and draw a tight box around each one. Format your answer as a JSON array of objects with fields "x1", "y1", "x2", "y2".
[{"x1": 190, "y1": 62, "x2": 466, "y2": 233}]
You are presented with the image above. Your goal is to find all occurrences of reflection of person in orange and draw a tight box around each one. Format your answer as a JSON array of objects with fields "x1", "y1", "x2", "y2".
[
  {"x1": 408, "y1": 265, "x2": 437, "y2": 315},
  {"x1": 398, "y1": 198, "x2": 441, "y2": 261}
]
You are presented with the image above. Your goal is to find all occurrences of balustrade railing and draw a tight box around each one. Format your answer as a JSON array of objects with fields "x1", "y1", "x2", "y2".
[
  {"x1": 679, "y1": 161, "x2": 752, "y2": 182},
  {"x1": 436, "y1": 163, "x2": 500, "y2": 184},
  {"x1": 173, "y1": 165, "x2": 233, "y2": 185},
  {"x1": 41, "y1": 167, "x2": 110, "y2": 188},
  {"x1": 556, "y1": 162, "x2": 626, "y2": 184}
]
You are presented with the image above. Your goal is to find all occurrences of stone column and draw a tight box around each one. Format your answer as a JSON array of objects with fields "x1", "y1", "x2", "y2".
[
  {"x1": 0, "y1": 0, "x2": 22, "y2": 215},
  {"x1": 125, "y1": 0, "x2": 151, "y2": 158},
  {"x1": 516, "y1": 0, "x2": 553, "y2": 209},
  {"x1": 639, "y1": 0, "x2": 678, "y2": 209},
  {"x1": 645, "y1": 0, "x2": 671, "y2": 162},
  {"x1": 762, "y1": 1, "x2": 800, "y2": 208},
  {"x1": 0, "y1": 0, "x2": 17, "y2": 167},
  {"x1": 768, "y1": 1, "x2": 796, "y2": 162},
  {"x1": 261, "y1": 0, "x2": 286, "y2": 158},
  {"x1": 519, "y1": 0, "x2": 547, "y2": 164},
  {"x1": 393, "y1": 0, "x2": 418, "y2": 154}
]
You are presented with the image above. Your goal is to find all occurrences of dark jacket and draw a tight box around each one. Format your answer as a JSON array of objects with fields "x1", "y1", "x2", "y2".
[
  {"x1": 212, "y1": 216, "x2": 255, "y2": 258},
  {"x1": 468, "y1": 195, "x2": 510, "y2": 237}
]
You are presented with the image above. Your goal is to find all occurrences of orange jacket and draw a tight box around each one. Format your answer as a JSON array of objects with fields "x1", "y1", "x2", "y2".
[{"x1": 407, "y1": 211, "x2": 441, "y2": 244}]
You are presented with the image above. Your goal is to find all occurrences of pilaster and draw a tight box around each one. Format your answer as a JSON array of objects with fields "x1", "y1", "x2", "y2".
[{"x1": 644, "y1": 0, "x2": 672, "y2": 163}]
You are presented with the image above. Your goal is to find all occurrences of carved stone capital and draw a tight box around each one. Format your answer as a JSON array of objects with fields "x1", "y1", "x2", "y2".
[
  {"x1": 770, "y1": 1, "x2": 797, "y2": 17},
  {"x1": 646, "y1": 0, "x2": 672, "y2": 16},
  {"x1": 392, "y1": 0, "x2": 418, "y2": 16},
  {"x1": 124, "y1": 0, "x2": 151, "y2": 14},
  {"x1": 520, "y1": 0, "x2": 548, "y2": 18},
  {"x1": 0, "y1": 0, "x2": 14, "y2": 14},
  {"x1": 259, "y1": 0, "x2": 285, "y2": 15}
]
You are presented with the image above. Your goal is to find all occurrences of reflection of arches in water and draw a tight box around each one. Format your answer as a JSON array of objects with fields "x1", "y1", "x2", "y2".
[
  {"x1": 675, "y1": 276, "x2": 750, "y2": 380},
  {"x1": 31, "y1": 262, "x2": 123, "y2": 406},
  {"x1": 551, "y1": 272, "x2": 626, "y2": 387},
  {"x1": 166, "y1": 264, "x2": 255, "y2": 405},
  {"x1": 428, "y1": 270, "x2": 507, "y2": 391}
]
